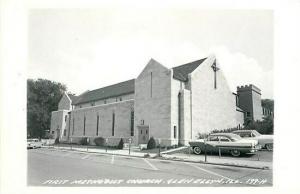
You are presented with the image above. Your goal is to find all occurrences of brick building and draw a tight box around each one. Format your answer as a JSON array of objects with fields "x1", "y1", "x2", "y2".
[{"x1": 50, "y1": 55, "x2": 270, "y2": 146}]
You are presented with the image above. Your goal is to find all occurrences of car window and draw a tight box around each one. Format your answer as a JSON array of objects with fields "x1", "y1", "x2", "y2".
[
  {"x1": 243, "y1": 133, "x2": 252, "y2": 137},
  {"x1": 229, "y1": 134, "x2": 242, "y2": 141},
  {"x1": 208, "y1": 136, "x2": 218, "y2": 141},
  {"x1": 219, "y1": 136, "x2": 231, "y2": 142},
  {"x1": 252, "y1": 130, "x2": 261, "y2": 136}
]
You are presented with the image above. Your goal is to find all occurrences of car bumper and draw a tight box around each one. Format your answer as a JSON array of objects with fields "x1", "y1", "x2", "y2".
[{"x1": 249, "y1": 145, "x2": 262, "y2": 152}]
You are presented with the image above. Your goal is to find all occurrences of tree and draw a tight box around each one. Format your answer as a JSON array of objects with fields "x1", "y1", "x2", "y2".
[
  {"x1": 261, "y1": 99, "x2": 274, "y2": 112},
  {"x1": 27, "y1": 78, "x2": 67, "y2": 138},
  {"x1": 244, "y1": 115, "x2": 274, "y2": 134}
]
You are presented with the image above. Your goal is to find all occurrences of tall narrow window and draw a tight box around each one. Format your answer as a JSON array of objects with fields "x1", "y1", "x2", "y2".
[
  {"x1": 112, "y1": 112, "x2": 115, "y2": 136},
  {"x1": 130, "y1": 109, "x2": 134, "y2": 136},
  {"x1": 96, "y1": 114, "x2": 99, "y2": 136},
  {"x1": 83, "y1": 115, "x2": 86, "y2": 136},
  {"x1": 150, "y1": 72, "x2": 153, "y2": 97},
  {"x1": 178, "y1": 92, "x2": 181, "y2": 140},
  {"x1": 72, "y1": 117, "x2": 75, "y2": 135},
  {"x1": 174, "y1": 126, "x2": 177, "y2": 138}
]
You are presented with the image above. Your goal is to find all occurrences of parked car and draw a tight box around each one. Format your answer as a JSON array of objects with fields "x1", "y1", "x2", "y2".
[
  {"x1": 27, "y1": 138, "x2": 43, "y2": 149},
  {"x1": 189, "y1": 133, "x2": 261, "y2": 157},
  {"x1": 232, "y1": 130, "x2": 273, "y2": 151}
]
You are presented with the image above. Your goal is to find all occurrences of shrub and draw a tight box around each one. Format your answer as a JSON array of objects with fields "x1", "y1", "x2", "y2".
[
  {"x1": 117, "y1": 138, "x2": 124, "y2": 149},
  {"x1": 54, "y1": 137, "x2": 59, "y2": 144},
  {"x1": 244, "y1": 115, "x2": 274, "y2": 134},
  {"x1": 144, "y1": 153, "x2": 150, "y2": 158},
  {"x1": 44, "y1": 133, "x2": 54, "y2": 139},
  {"x1": 79, "y1": 137, "x2": 89, "y2": 145},
  {"x1": 147, "y1": 137, "x2": 156, "y2": 149},
  {"x1": 94, "y1": 137, "x2": 105, "y2": 146}
]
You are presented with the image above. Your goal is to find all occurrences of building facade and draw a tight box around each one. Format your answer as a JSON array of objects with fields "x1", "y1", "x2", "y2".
[{"x1": 50, "y1": 55, "x2": 269, "y2": 146}]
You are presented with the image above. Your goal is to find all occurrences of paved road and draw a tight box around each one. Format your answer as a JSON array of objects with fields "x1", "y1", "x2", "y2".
[{"x1": 28, "y1": 148, "x2": 272, "y2": 187}]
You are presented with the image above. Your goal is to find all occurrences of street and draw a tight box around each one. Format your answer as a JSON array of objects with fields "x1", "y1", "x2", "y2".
[{"x1": 28, "y1": 148, "x2": 272, "y2": 187}]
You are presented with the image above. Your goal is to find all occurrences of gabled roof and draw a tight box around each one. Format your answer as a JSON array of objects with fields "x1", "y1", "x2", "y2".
[
  {"x1": 73, "y1": 79, "x2": 135, "y2": 105},
  {"x1": 67, "y1": 93, "x2": 78, "y2": 102},
  {"x1": 172, "y1": 58, "x2": 207, "y2": 81}
]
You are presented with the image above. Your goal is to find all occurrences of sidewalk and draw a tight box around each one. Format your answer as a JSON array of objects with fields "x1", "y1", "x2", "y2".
[
  {"x1": 161, "y1": 153, "x2": 272, "y2": 170},
  {"x1": 44, "y1": 145, "x2": 272, "y2": 170},
  {"x1": 45, "y1": 145, "x2": 158, "y2": 158}
]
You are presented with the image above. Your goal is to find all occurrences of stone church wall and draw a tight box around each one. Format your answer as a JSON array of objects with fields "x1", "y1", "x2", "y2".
[
  {"x1": 190, "y1": 56, "x2": 240, "y2": 137},
  {"x1": 70, "y1": 100, "x2": 134, "y2": 146},
  {"x1": 134, "y1": 59, "x2": 173, "y2": 146},
  {"x1": 58, "y1": 93, "x2": 71, "y2": 110},
  {"x1": 50, "y1": 110, "x2": 69, "y2": 140}
]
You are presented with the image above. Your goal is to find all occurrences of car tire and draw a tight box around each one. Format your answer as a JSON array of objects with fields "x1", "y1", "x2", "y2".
[
  {"x1": 193, "y1": 146, "x2": 202, "y2": 155},
  {"x1": 230, "y1": 149, "x2": 241, "y2": 157},
  {"x1": 265, "y1": 143, "x2": 273, "y2": 151}
]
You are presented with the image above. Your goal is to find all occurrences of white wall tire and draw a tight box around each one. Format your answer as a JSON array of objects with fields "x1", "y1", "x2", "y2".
[
  {"x1": 231, "y1": 149, "x2": 241, "y2": 157},
  {"x1": 193, "y1": 146, "x2": 202, "y2": 155}
]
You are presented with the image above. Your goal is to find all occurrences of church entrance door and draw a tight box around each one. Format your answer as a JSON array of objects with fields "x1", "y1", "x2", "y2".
[{"x1": 137, "y1": 125, "x2": 149, "y2": 144}]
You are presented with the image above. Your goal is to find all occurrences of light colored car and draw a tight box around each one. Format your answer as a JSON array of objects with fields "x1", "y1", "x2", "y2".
[
  {"x1": 189, "y1": 133, "x2": 260, "y2": 157},
  {"x1": 232, "y1": 130, "x2": 273, "y2": 151},
  {"x1": 27, "y1": 138, "x2": 43, "y2": 149}
]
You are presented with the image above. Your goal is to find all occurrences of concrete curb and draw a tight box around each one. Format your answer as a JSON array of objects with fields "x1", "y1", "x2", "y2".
[
  {"x1": 45, "y1": 146, "x2": 271, "y2": 170},
  {"x1": 159, "y1": 156, "x2": 271, "y2": 170}
]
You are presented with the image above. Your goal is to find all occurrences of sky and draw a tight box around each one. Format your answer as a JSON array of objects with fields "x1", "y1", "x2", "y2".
[{"x1": 28, "y1": 9, "x2": 273, "y2": 98}]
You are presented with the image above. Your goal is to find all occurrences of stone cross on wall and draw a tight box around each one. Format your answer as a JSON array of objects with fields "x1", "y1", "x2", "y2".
[{"x1": 211, "y1": 60, "x2": 220, "y2": 89}]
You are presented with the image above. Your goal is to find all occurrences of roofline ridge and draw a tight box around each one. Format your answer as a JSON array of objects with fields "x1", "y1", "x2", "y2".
[
  {"x1": 87, "y1": 78, "x2": 135, "y2": 93},
  {"x1": 172, "y1": 57, "x2": 207, "y2": 69}
]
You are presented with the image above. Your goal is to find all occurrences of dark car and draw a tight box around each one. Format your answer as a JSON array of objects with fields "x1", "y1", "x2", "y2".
[{"x1": 189, "y1": 133, "x2": 261, "y2": 157}]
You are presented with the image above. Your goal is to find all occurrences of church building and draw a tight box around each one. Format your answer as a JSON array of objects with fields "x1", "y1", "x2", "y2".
[{"x1": 50, "y1": 55, "x2": 269, "y2": 146}]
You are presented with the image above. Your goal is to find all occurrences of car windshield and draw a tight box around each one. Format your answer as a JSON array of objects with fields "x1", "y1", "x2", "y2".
[
  {"x1": 252, "y1": 130, "x2": 261, "y2": 136},
  {"x1": 228, "y1": 134, "x2": 242, "y2": 141}
]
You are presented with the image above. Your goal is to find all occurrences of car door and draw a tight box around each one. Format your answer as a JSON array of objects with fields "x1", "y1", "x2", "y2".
[
  {"x1": 217, "y1": 136, "x2": 233, "y2": 154},
  {"x1": 206, "y1": 136, "x2": 219, "y2": 152}
]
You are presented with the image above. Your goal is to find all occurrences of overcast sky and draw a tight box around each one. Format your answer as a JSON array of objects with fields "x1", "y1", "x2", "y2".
[{"x1": 28, "y1": 9, "x2": 273, "y2": 98}]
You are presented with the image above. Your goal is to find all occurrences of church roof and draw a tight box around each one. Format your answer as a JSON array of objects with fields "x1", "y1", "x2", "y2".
[
  {"x1": 73, "y1": 79, "x2": 135, "y2": 105},
  {"x1": 172, "y1": 58, "x2": 207, "y2": 81},
  {"x1": 67, "y1": 93, "x2": 78, "y2": 102}
]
